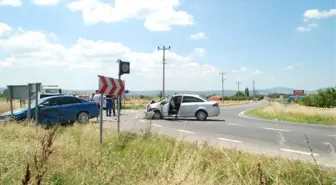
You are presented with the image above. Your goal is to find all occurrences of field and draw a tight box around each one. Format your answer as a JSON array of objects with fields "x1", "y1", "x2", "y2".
[
  {"x1": 246, "y1": 102, "x2": 336, "y2": 126},
  {"x1": 0, "y1": 123, "x2": 335, "y2": 185},
  {"x1": 0, "y1": 100, "x2": 21, "y2": 114}
]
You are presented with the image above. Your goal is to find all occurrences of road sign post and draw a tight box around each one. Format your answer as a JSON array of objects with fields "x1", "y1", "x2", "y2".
[
  {"x1": 117, "y1": 59, "x2": 130, "y2": 134},
  {"x1": 98, "y1": 75, "x2": 126, "y2": 143}
]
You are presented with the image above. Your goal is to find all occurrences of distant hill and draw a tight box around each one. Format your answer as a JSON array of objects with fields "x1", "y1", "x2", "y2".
[{"x1": 0, "y1": 86, "x2": 329, "y2": 96}]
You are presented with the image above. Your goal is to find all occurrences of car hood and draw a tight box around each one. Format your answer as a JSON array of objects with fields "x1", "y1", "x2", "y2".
[{"x1": 0, "y1": 108, "x2": 27, "y2": 117}]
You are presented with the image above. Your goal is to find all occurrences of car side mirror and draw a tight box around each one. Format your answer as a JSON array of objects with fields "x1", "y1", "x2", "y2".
[
  {"x1": 39, "y1": 104, "x2": 45, "y2": 108},
  {"x1": 161, "y1": 101, "x2": 166, "y2": 105}
]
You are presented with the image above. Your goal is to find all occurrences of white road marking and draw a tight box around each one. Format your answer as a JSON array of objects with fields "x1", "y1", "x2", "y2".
[
  {"x1": 328, "y1": 135, "x2": 336, "y2": 137},
  {"x1": 280, "y1": 148, "x2": 319, "y2": 156},
  {"x1": 177, "y1": 129, "x2": 194, "y2": 134},
  {"x1": 261, "y1": 127, "x2": 291, "y2": 132},
  {"x1": 218, "y1": 137, "x2": 243, "y2": 143},
  {"x1": 152, "y1": 124, "x2": 162, "y2": 127},
  {"x1": 226, "y1": 123, "x2": 244, "y2": 126}
]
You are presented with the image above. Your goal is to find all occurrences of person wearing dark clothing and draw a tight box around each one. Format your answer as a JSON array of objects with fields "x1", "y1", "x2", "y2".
[{"x1": 106, "y1": 95, "x2": 113, "y2": 116}]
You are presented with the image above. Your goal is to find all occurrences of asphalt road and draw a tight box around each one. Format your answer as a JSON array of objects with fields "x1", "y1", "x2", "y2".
[{"x1": 100, "y1": 100, "x2": 336, "y2": 167}]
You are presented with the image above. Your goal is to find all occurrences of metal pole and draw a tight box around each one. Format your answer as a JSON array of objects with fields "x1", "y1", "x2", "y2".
[
  {"x1": 158, "y1": 46, "x2": 171, "y2": 100},
  {"x1": 117, "y1": 73, "x2": 121, "y2": 133},
  {"x1": 163, "y1": 48, "x2": 165, "y2": 99},
  {"x1": 35, "y1": 84, "x2": 38, "y2": 125},
  {"x1": 27, "y1": 84, "x2": 31, "y2": 122},
  {"x1": 219, "y1": 72, "x2": 226, "y2": 104},
  {"x1": 9, "y1": 86, "x2": 13, "y2": 119},
  {"x1": 100, "y1": 92, "x2": 103, "y2": 144}
]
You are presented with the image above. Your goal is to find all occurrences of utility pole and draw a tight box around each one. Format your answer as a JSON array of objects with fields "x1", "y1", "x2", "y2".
[
  {"x1": 236, "y1": 81, "x2": 241, "y2": 92},
  {"x1": 236, "y1": 81, "x2": 241, "y2": 102},
  {"x1": 219, "y1": 72, "x2": 226, "y2": 103},
  {"x1": 158, "y1": 46, "x2": 171, "y2": 100},
  {"x1": 253, "y1": 80, "x2": 255, "y2": 99}
]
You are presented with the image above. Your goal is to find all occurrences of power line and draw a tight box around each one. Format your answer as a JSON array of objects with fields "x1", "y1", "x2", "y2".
[
  {"x1": 219, "y1": 72, "x2": 226, "y2": 102},
  {"x1": 158, "y1": 46, "x2": 171, "y2": 100}
]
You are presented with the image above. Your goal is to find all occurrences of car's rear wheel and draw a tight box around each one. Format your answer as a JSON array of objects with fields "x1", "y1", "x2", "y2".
[
  {"x1": 77, "y1": 112, "x2": 89, "y2": 123},
  {"x1": 196, "y1": 110, "x2": 207, "y2": 121},
  {"x1": 152, "y1": 110, "x2": 162, "y2": 120}
]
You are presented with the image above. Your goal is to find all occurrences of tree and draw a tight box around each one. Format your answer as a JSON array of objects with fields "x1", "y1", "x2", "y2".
[
  {"x1": 245, "y1": 87, "x2": 249, "y2": 97},
  {"x1": 235, "y1": 91, "x2": 245, "y2": 97}
]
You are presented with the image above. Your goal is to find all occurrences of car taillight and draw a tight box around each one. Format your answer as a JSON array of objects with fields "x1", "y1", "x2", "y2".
[{"x1": 212, "y1": 103, "x2": 219, "y2": 107}]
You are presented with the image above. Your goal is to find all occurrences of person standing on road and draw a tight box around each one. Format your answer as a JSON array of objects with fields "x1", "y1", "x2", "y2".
[
  {"x1": 93, "y1": 90, "x2": 101, "y2": 109},
  {"x1": 112, "y1": 95, "x2": 116, "y2": 116},
  {"x1": 105, "y1": 94, "x2": 112, "y2": 117}
]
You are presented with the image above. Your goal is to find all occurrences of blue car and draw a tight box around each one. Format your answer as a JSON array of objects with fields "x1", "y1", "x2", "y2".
[{"x1": 0, "y1": 96, "x2": 100, "y2": 124}]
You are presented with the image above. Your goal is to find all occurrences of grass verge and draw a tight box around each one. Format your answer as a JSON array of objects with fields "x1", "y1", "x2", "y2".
[
  {"x1": 245, "y1": 102, "x2": 336, "y2": 126},
  {"x1": 0, "y1": 123, "x2": 335, "y2": 185}
]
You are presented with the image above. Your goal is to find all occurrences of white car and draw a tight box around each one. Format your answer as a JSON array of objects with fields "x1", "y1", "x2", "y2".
[{"x1": 145, "y1": 94, "x2": 220, "y2": 121}]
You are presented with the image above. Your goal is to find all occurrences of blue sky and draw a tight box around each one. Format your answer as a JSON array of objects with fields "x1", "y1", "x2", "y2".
[{"x1": 0, "y1": 0, "x2": 335, "y2": 91}]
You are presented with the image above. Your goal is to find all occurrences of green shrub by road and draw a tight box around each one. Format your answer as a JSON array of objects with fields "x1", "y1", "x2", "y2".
[
  {"x1": 246, "y1": 104, "x2": 336, "y2": 126},
  {"x1": 1, "y1": 124, "x2": 335, "y2": 185}
]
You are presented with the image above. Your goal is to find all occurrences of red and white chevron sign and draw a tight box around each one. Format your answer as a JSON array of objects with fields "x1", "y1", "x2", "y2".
[{"x1": 98, "y1": 75, "x2": 125, "y2": 96}]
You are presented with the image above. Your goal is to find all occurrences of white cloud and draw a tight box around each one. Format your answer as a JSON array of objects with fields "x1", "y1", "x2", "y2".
[
  {"x1": 304, "y1": 9, "x2": 336, "y2": 19},
  {"x1": 0, "y1": 22, "x2": 221, "y2": 90},
  {"x1": 284, "y1": 65, "x2": 294, "y2": 71},
  {"x1": 194, "y1": 48, "x2": 206, "y2": 57},
  {"x1": 232, "y1": 66, "x2": 247, "y2": 73},
  {"x1": 0, "y1": 23, "x2": 12, "y2": 38},
  {"x1": 296, "y1": 26, "x2": 311, "y2": 32},
  {"x1": 0, "y1": 0, "x2": 21, "y2": 6},
  {"x1": 31, "y1": 0, "x2": 59, "y2": 6},
  {"x1": 254, "y1": 70, "x2": 263, "y2": 75},
  {"x1": 67, "y1": 0, "x2": 194, "y2": 32},
  {"x1": 189, "y1": 32, "x2": 205, "y2": 40}
]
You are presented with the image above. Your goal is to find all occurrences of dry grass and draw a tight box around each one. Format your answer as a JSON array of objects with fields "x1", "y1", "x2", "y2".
[
  {"x1": 0, "y1": 100, "x2": 21, "y2": 114},
  {"x1": 246, "y1": 102, "x2": 336, "y2": 125},
  {"x1": 0, "y1": 123, "x2": 336, "y2": 185}
]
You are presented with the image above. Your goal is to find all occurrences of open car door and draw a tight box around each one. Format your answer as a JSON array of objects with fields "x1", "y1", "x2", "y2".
[{"x1": 162, "y1": 96, "x2": 172, "y2": 117}]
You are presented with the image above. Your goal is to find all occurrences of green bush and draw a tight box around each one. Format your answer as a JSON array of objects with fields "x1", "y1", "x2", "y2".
[{"x1": 300, "y1": 87, "x2": 336, "y2": 108}]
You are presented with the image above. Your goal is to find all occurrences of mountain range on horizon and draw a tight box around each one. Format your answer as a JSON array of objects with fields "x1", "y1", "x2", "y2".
[{"x1": 0, "y1": 86, "x2": 332, "y2": 96}]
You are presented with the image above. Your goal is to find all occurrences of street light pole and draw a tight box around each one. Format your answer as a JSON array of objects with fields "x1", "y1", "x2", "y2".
[{"x1": 219, "y1": 72, "x2": 226, "y2": 103}]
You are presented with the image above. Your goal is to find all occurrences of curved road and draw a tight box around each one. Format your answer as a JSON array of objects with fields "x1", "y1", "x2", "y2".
[{"x1": 103, "y1": 100, "x2": 336, "y2": 167}]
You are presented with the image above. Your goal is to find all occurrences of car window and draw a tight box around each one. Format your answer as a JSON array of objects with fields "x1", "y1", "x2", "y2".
[
  {"x1": 41, "y1": 98, "x2": 59, "y2": 107},
  {"x1": 182, "y1": 96, "x2": 204, "y2": 103},
  {"x1": 59, "y1": 97, "x2": 81, "y2": 105}
]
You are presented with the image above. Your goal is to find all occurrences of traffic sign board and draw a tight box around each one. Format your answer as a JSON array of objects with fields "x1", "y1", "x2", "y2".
[
  {"x1": 98, "y1": 75, "x2": 125, "y2": 96},
  {"x1": 293, "y1": 90, "x2": 304, "y2": 95},
  {"x1": 125, "y1": 90, "x2": 129, "y2": 94}
]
